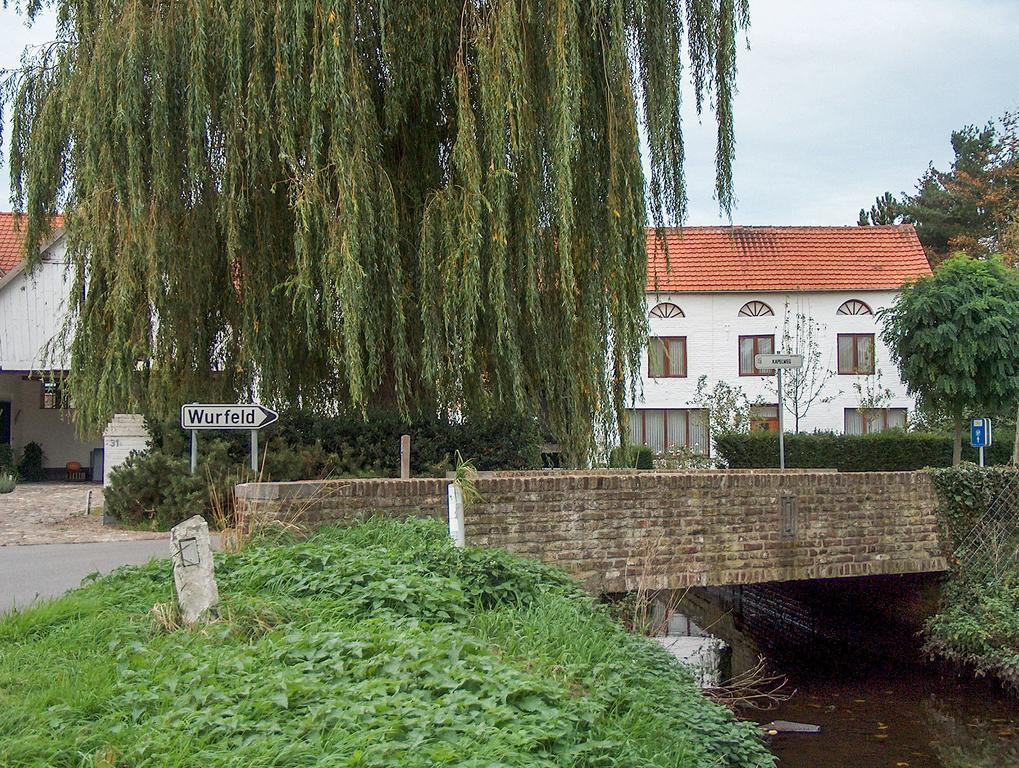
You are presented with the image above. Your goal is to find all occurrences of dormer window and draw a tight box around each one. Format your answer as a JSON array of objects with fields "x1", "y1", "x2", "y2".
[
  {"x1": 738, "y1": 300, "x2": 774, "y2": 317},
  {"x1": 837, "y1": 299, "x2": 873, "y2": 316},
  {"x1": 650, "y1": 302, "x2": 684, "y2": 319}
]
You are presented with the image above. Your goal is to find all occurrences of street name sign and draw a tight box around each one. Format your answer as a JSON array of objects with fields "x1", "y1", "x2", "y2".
[
  {"x1": 754, "y1": 354, "x2": 804, "y2": 370},
  {"x1": 181, "y1": 404, "x2": 279, "y2": 431}
]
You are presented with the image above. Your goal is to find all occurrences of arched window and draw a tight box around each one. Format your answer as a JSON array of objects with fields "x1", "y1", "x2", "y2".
[
  {"x1": 650, "y1": 302, "x2": 684, "y2": 319},
  {"x1": 837, "y1": 299, "x2": 873, "y2": 316},
  {"x1": 738, "y1": 300, "x2": 774, "y2": 317}
]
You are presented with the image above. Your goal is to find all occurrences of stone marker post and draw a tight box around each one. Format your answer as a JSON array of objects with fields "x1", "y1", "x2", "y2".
[{"x1": 170, "y1": 515, "x2": 220, "y2": 625}]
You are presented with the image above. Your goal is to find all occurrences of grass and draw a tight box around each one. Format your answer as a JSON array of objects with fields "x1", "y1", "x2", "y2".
[{"x1": 0, "y1": 519, "x2": 774, "y2": 767}]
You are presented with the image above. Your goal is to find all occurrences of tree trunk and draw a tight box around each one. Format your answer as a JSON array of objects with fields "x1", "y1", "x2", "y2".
[{"x1": 953, "y1": 415, "x2": 963, "y2": 467}]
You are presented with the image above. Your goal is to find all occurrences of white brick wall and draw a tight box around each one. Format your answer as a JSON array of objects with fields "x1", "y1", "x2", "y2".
[{"x1": 631, "y1": 289, "x2": 915, "y2": 436}]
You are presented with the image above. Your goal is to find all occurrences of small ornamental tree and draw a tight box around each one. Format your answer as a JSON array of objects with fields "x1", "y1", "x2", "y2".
[
  {"x1": 765, "y1": 304, "x2": 836, "y2": 432},
  {"x1": 880, "y1": 254, "x2": 1019, "y2": 465}
]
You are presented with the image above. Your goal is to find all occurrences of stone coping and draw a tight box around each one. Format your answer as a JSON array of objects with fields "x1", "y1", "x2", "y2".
[{"x1": 235, "y1": 468, "x2": 929, "y2": 501}]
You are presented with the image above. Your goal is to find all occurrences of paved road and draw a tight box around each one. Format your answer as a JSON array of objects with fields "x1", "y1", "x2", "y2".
[{"x1": 0, "y1": 539, "x2": 170, "y2": 613}]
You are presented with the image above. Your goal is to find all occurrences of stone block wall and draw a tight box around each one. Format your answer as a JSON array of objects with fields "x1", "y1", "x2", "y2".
[{"x1": 235, "y1": 470, "x2": 946, "y2": 590}]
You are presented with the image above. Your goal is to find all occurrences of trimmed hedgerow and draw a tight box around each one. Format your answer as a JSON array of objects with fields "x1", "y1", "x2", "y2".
[
  {"x1": 715, "y1": 430, "x2": 1016, "y2": 472},
  {"x1": 149, "y1": 409, "x2": 544, "y2": 476},
  {"x1": 0, "y1": 519, "x2": 773, "y2": 767}
]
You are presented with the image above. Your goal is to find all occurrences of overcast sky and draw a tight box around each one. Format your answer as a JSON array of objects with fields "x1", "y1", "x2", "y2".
[{"x1": 2, "y1": 0, "x2": 1018, "y2": 225}]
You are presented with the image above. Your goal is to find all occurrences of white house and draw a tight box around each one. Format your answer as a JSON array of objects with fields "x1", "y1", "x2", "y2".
[
  {"x1": 0, "y1": 213, "x2": 102, "y2": 477},
  {"x1": 629, "y1": 225, "x2": 932, "y2": 455}
]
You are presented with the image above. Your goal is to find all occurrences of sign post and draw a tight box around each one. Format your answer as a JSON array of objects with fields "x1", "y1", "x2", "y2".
[
  {"x1": 181, "y1": 403, "x2": 280, "y2": 474},
  {"x1": 970, "y1": 417, "x2": 992, "y2": 467},
  {"x1": 754, "y1": 354, "x2": 805, "y2": 470}
]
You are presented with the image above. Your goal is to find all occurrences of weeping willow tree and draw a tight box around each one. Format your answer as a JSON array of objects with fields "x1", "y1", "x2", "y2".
[{"x1": 2, "y1": 0, "x2": 748, "y2": 461}]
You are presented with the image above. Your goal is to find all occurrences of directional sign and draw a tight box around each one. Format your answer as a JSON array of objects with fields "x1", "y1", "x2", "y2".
[
  {"x1": 970, "y1": 417, "x2": 992, "y2": 448},
  {"x1": 181, "y1": 403, "x2": 279, "y2": 431},
  {"x1": 754, "y1": 353, "x2": 804, "y2": 370}
]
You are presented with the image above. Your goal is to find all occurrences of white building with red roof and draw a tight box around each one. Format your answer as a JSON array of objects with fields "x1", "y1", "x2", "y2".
[
  {"x1": 0, "y1": 213, "x2": 102, "y2": 477},
  {"x1": 632, "y1": 225, "x2": 932, "y2": 455}
]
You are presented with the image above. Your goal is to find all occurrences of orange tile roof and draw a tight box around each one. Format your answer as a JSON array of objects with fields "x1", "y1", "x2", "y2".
[
  {"x1": 0, "y1": 212, "x2": 64, "y2": 274},
  {"x1": 646, "y1": 225, "x2": 931, "y2": 293}
]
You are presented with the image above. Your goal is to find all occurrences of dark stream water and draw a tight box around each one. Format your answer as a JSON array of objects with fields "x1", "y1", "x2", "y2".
[
  {"x1": 676, "y1": 577, "x2": 1019, "y2": 767},
  {"x1": 756, "y1": 664, "x2": 1019, "y2": 767}
]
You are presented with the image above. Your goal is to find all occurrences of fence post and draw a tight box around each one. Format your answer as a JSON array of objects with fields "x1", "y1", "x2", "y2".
[{"x1": 400, "y1": 434, "x2": 411, "y2": 479}]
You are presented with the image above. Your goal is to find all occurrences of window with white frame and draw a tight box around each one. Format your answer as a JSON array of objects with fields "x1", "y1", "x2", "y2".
[
  {"x1": 627, "y1": 409, "x2": 710, "y2": 455},
  {"x1": 844, "y1": 408, "x2": 907, "y2": 434}
]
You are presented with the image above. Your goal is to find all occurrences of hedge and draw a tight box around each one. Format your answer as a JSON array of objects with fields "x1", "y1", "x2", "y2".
[
  {"x1": 714, "y1": 430, "x2": 1016, "y2": 472},
  {"x1": 149, "y1": 409, "x2": 545, "y2": 476},
  {"x1": 109, "y1": 410, "x2": 545, "y2": 530}
]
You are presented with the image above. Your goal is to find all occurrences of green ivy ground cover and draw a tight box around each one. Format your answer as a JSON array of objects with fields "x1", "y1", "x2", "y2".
[{"x1": 0, "y1": 519, "x2": 773, "y2": 767}]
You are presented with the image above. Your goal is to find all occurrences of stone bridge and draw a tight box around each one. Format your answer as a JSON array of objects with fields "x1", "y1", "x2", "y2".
[{"x1": 235, "y1": 470, "x2": 947, "y2": 591}]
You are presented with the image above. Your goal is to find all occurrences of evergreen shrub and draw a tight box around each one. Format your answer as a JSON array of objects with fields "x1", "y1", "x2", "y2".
[
  {"x1": 608, "y1": 444, "x2": 655, "y2": 469},
  {"x1": 17, "y1": 441, "x2": 46, "y2": 481}
]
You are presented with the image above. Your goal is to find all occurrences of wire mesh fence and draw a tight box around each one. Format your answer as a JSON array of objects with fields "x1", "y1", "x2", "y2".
[{"x1": 954, "y1": 469, "x2": 1019, "y2": 582}]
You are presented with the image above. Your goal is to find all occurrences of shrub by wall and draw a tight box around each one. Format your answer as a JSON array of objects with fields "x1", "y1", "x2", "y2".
[
  {"x1": 108, "y1": 411, "x2": 544, "y2": 529},
  {"x1": 925, "y1": 465, "x2": 1019, "y2": 690},
  {"x1": 149, "y1": 409, "x2": 544, "y2": 476},
  {"x1": 715, "y1": 430, "x2": 1016, "y2": 472}
]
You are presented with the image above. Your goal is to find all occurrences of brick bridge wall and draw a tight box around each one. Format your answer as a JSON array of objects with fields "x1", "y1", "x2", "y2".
[{"x1": 234, "y1": 470, "x2": 946, "y2": 591}]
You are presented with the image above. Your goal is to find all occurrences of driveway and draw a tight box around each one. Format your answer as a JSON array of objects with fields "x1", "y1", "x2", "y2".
[
  {"x1": 0, "y1": 539, "x2": 169, "y2": 613},
  {"x1": 0, "y1": 483, "x2": 163, "y2": 546}
]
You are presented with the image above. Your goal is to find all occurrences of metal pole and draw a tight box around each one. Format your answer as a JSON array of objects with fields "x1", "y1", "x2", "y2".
[
  {"x1": 190, "y1": 429, "x2": 198, "y2": 474},
  {"x1": 400, "y1": 434, "x2": 411, "y2": 479},
  {"x1": 777, "y1": 368, "x2": 785, "y2": 470},
  {"x1": 251, "y1": 429, "x2": 258, "y2": 473},
  {"x1": 980, "y1": 444, "x2": 985, "y2": 468}
]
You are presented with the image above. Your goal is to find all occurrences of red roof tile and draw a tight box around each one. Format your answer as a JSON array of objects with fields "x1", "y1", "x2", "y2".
[
  {"x1": 646, "y1": 225, "x2": 931, "y2": 292},
  {"x1": 0, "y1": 212, "x2": 64, "y2": 274}
]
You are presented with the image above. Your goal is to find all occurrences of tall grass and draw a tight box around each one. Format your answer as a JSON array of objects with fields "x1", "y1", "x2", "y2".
[{"x1": 0, "y1": 519, "x2": 773, "y2": 767}]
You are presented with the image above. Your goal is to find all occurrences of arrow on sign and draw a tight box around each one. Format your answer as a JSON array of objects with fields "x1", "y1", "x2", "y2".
[{"x1": 180, "y1": 403, "x2": 279, "y2": 431}]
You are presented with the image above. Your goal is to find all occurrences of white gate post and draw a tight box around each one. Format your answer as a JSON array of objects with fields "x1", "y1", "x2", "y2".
[{"x1": 447, "y1": 483, "x2": 465, "y2": 548}]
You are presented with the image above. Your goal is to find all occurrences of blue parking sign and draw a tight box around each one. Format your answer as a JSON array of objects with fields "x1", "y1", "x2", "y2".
[{"x1": 971, "y1": 418, "x2": 992, "y2": 448}]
